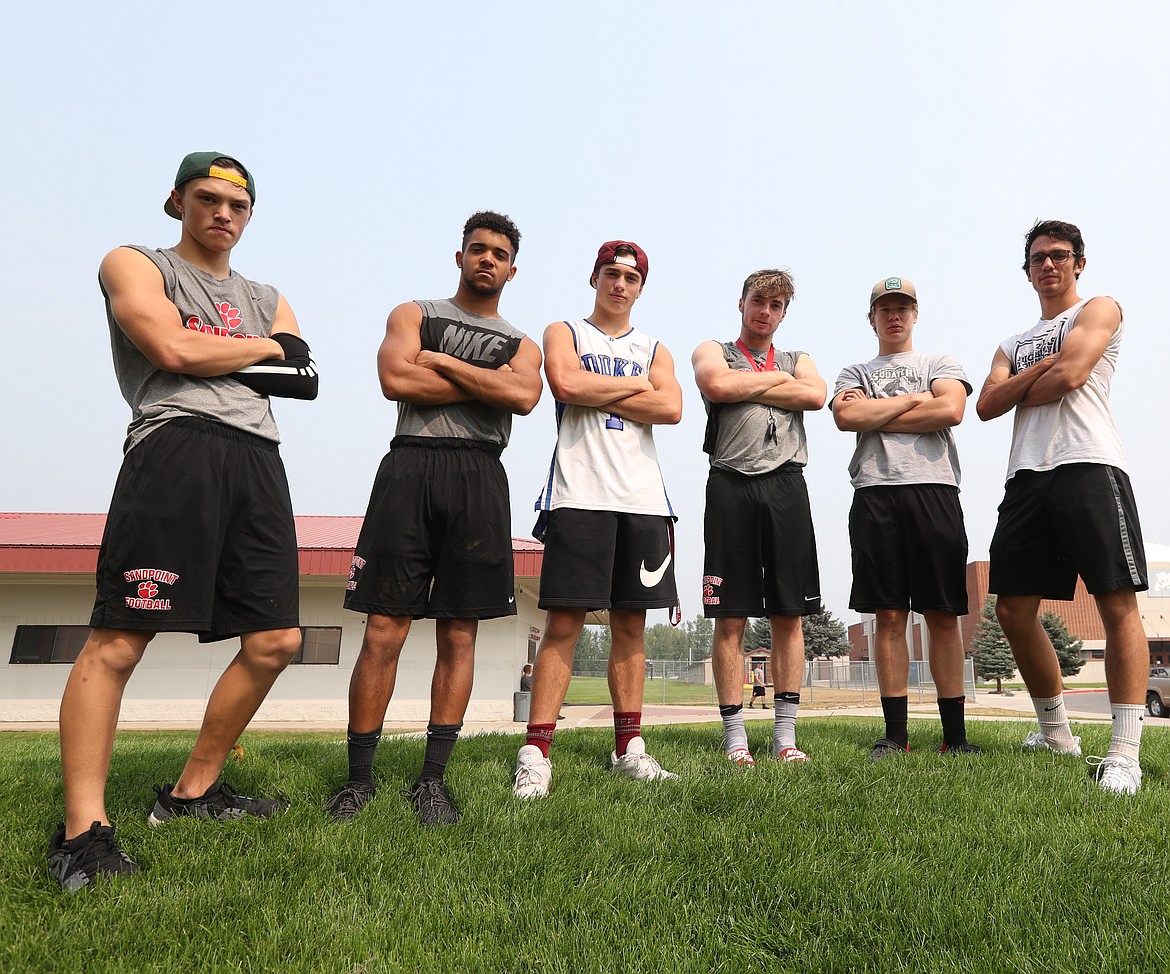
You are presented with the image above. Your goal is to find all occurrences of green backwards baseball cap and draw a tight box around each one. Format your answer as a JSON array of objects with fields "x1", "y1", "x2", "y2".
[{"x1": 164, "y1": 151, "x2": 256, "y2": 220}]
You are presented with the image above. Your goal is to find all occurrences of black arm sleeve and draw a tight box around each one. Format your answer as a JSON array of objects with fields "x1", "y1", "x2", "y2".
[{"x1": 232, "y1": 332, "x2": 319, "y2": 400}]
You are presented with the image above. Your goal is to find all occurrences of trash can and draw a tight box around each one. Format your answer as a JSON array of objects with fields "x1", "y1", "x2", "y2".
[{"x1": 513, "y1": 691, "x2": 531, "y2": 722}]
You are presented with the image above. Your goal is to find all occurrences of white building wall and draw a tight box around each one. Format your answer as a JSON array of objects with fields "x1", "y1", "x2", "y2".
[{"x1": 0, "y1": 574, "x2": 544, "y2": 723}]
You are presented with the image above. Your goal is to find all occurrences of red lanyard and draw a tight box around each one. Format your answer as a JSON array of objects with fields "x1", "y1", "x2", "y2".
[{"x1": 735, "y1": 339, "x2": 775, "y2": 372}]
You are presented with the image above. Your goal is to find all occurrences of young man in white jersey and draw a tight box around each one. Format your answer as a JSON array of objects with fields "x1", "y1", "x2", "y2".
[
  {"x1": 692, "y1": 269, "x2": 826, "y2": 767},
  {"x1": 514, "y1": 241, "x2": 683, "y2": 798},
  {"x1": 833, "y1": 277, "x2": 978, "y2": 759},
  {"x1": 977, "y1": 219, "x2": 1148, "y2": 795},
  {"x1": 331, "y1": 212, "x2": 543, "y2": 826},
  {"x1": 50, "y1": 152, "x2": 318, "y2": 891}
]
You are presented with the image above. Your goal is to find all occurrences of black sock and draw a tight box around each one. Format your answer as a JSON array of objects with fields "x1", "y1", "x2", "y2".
[
  {"x1": 419, "y1": 723, "x2": 461, "y2": 781},
  {"x1": 938, "y1": 696, "x2": 967, "y2": 747},
  {"x1": 718, "y1": 704, "x2": 743, "y2": 718},
  {"x1": 880, "y1": 695, "x2": 909, "y2": 747},
  {"x1": 346, "y1": 726, "x2": 382, "y2": 785}
]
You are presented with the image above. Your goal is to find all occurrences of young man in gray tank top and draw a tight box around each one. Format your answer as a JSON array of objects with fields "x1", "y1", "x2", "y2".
[
  {"x1": 50, "y1": 152, "x2": 319, "y2": 891},
  {"x1": 330, "y1": 212, "x2": 543, "y2": 825},
  {"x1": 692, "y1": 269, "x2": 827, "y2": 768},
  {"x1": 833, "y1": 278, "x2": 977, "y2": 760},
  {"x1": 977, "y1": 220, "x2": 1149, "y2": 795}
]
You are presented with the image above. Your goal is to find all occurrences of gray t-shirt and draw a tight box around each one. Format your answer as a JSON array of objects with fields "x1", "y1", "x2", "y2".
[
  {"x1": 702, "y1": 343, "x2": 809, "y2": 475},
  {"x1": 102, "y1": 246, "x2": 281, "y2": 454},
  {"x1": 832, "y1": 350, "x2": 970, "y2": 488},
  {"x1": 394, "y1": 298, "x2": 525, "y2": 447}
]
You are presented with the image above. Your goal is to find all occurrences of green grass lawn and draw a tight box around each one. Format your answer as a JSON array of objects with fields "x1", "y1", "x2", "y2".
[
  {"x1": 564, "y1": 675, "x2": 719, "y2": 706},
  {"x1": 4, "y1": 720, "x2": 1167, "y2": 973}
]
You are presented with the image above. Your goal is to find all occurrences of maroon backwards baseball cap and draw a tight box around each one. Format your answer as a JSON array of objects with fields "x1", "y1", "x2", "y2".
[{"x1": 591, "y1": 240, "x2": 649, "y2": 287}]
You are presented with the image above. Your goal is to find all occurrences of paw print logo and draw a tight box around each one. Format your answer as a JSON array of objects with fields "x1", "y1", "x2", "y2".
[
  {"x1": 216, "y1": 302, "x2": 242, "y2": 329},
  {"x1": 138, "y1": 581, "x2": 159, "y2": 599}
]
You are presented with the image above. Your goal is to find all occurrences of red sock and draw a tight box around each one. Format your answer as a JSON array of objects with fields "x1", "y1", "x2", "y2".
[
  {"x1": 614, "y1": 712, "x2": 641, "y2": 756},
  {"x1": 526, "y1": 723, "x2": 556, "y2": 758}
]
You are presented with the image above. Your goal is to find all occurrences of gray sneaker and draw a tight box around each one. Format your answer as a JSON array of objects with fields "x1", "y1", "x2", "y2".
[
  {"x1": 405, "y1": 777, "x2": 460, "y2": 826},
  {"x1": 148, "y1": 781, "x2": 286, "y2": 826},
  {"x1": 325, "y1": 781, "x2": 376, "y2": 822},
  {"x1": 48, "y1": 821, "x2": 138, "y2": 892}
]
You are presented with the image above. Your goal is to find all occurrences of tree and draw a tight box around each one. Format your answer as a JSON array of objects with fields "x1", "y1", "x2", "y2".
[
  {"x1": 971, "y1": 596, "x2": 1016, "y2": 693},
  {"x1": 801, "y1": 610, "x2": 850, "y2": 661},
  {"x1": 574, "y1": 627, "x2": 606, "y2": 662},
  {"x1": 644, "y1": 623, "x2": 689, "y2": 660},
  {"x1": 683, "y1": 614, "x2": 714, "y2": 661},
  {"x1": 744, "y1": 617, "x2": 771, "y2": 653},
  {"x1": 1040, "y1": 611, "x2": 1086, "y2": 678}
]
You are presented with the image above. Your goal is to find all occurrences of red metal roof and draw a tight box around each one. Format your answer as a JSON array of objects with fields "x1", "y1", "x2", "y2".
[{"x1": 0, "y1": 513, "x2": 543, "y2": 578}]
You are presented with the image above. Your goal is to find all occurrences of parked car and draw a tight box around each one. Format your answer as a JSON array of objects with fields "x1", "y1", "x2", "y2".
[{"x1": 1147, "y1": 667, "x2": 1170, "y2": 718}]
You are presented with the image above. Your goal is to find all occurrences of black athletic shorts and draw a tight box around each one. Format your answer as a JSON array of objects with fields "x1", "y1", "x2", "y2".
[
  {"x1": 345, "y1": 437, "x2": 516, "y2": 619},
  {"x1": 538, "y1": 508, "x2": 677, "y2": 611},
  {"x1": 848, "y1": 484, "x2": 968, "y2": 615},
  {"x1": 989, "y1": 463, "x2": 1147, "y2": 599},
  {"x1": 90, "y1": 417, "x2": 299, "y2": 642},
  {"x1": 702, "y1": 465, "x2": 821, "y2": 618},
  {"x1": 751, "y1": 685, "x2": 766, "y2": 698}
]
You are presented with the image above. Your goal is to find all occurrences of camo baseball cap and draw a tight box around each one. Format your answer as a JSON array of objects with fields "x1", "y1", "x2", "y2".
[
  {"x1": 869, "y1": 276, "x2": 917, "y2": 308},
  {"x1": 164, "y1": 151, "x2": 256, "y2": 220}
]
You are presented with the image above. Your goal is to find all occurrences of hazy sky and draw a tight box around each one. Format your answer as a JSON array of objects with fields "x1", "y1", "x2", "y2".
[{"x1": 4, "y1": 3, "x2": 1167, "y2": 624}]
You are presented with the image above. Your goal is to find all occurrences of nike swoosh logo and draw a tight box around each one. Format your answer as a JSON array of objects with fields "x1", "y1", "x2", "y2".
[
  {"x1": 639, "y1": 553, "x2": 672, "y2": 588},
  {"x1": 1043, "y1": 705, "x2": 1060, "y2": 711}
]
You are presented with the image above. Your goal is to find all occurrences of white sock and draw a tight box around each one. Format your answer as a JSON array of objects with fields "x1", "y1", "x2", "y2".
[
  {"x1": 773, "y1": 694, "x2": 799, "y2": 754},
  {"x1": 1032, "y1": 694, "x2": 1077, "y2": 749},
  {"x1": 1106, "y1": 704, "x2": 1144, "y2": 762},
  {"x1": 720, "y1": 705, "x2": 748, "y2": 755}
]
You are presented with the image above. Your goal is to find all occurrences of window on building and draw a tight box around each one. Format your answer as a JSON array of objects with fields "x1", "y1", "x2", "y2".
[
  {"x1": 10, "y1": 626, "x2": 91, "y2": 664},
  {"x1": 292, "y1": 627, "x2": 342, "y2": 665}
]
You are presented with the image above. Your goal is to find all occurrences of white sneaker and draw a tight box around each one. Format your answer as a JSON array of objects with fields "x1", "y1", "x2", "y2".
[
  {"x1": 513, "y1": 745, "x2": 552, "y2": 799},
  {"x1": 1087, "y1": 754, "x2": 1143, "y2": 796},
  {"x1": 1021, "y1": 731, "x2": 1083, "y2": 757},
  {"x1": 726, "y1": 746, "x2": 755, "y2": 767},
  {"x1": 775, "y1": 745, "x2": 810, "y2": 764},
  {"x1": 610, "y1": 736, "x2": 678, "y2": 781}
]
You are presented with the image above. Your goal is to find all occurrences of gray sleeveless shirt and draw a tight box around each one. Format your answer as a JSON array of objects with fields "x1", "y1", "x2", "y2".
[
  {"x1": 102, "y1": 246, "x2": 280, "y2": 453},
  {"x1": 395, "y1": 298, "x2": 525, "y2": 447},
  {"x1": 701, "y1": 343, "x2": 809, "y2": 474}
]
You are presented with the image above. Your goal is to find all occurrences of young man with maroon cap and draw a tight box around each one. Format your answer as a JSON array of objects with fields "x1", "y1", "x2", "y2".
[
  {"x1": 331, "y1": 211, "x2": 542, "y2": 825},
  {"x1": 692, "y1": 268, "x2": 826, "y2": 767},
  {"x1": 49, "y1": 152, "x2": 318, "y2": 891},
  {"x1": 514, "y1": 241, "x2": 683, "y2": 798},
  {"x1": 832, "y1": 277, "x2": 976, "y2": 760},
  {"x1": 977, "y1": 220, "x2": 1148, "y2": 795}
]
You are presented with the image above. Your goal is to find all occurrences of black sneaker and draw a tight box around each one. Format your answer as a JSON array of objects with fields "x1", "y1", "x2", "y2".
[
  {"x1": 325, "y1": 781, "x2": 376, "y2": 822},
  {"x1": 48, "y1": 821, "x2": 139, "y2": 892},
  {"x1": 405, "y1": 777, "x2": 460, "y2": 826},
  {"x1": 938, "y1": 742, "x2": 983, "y2": 755},
  {"x1": 148, "y1": 781, "x2": 286, "y2": 826},
  {"x1": 869, "y1": 738, "x2": 910, "y2": 762}
]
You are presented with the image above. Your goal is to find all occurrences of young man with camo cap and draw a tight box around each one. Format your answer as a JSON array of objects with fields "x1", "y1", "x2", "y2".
[
  {"x1": 832, "y1": 276, "x2": 978, "y2": 760},
  {"x1": 49, "y1": 151, "x2": 318, "y2": 891},
  {"x1": 692, "y1": 268, "x2": 827, "y2": 767}
]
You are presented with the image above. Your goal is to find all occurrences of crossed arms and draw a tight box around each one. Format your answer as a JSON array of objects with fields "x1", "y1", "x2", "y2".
[
  {"x1": 975, "y1": 297, "x2": 1121, "y2": 421},
  {"x1": 99, "y1": 247, "x2": 295, "y2": 376},
  {"x1": 833, "y1": 378, "x2": 967, "y2": 433},
  {"x1": 543, "y1": 321, "x2": 682, "y2": 425},
  {"x1": 378, "y1": 301, "x2": 543, "y2": 415},
  {"x1": 691, "y1": 341, "x2": 826, "y2": 411}
]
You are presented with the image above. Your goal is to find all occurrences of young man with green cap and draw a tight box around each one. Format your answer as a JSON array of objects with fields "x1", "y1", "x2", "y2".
[
  {"x1": 48, "y1": 152, "x2": 317, "y2": 891},
  {"x1": 832, "y1": 277, "x2": 978, "y2": 760}
]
